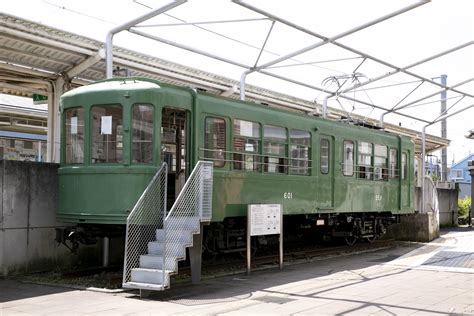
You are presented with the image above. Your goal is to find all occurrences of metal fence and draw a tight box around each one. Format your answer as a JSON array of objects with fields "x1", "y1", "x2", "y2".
[{"x1": 122, "y1": 163, "x2": 168, "y2": 285}]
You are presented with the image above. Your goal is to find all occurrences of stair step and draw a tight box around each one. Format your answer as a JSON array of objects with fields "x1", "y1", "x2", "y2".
[
  {"x1": 131, "y1": 268, "x2": 171, "y2": 286},
  {"x1": 156, "y1": 229, "x2": 194, "y2": 243},
  {"x1": 165, "y1": 216, "x2": 200, "y2": 230},
  {"x1": 148, "y1": 241, "x2": 186, "y2": 257},
  {"x1": 122, "y1": 281, "x2": 168, "y2": 291},
  {"x1": 140, "y1": 255, "x2": 178, "y2": 271}
]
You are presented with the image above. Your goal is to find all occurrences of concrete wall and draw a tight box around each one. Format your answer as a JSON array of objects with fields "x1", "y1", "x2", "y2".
[
  {"x1": 414, "y1": 186, "x2": 459, "y2": 226},
  {"x1": 388, "y1": 187, "x2": 458, "y2": 242},
  {"x1": 437, "y1": 187, "x2": 459, "y2": 226},
  {"x1": 387, "y1": 212, "x2": 439, "y2": 242},
  {"x1": 0, "y1": 160, "x2": 103, "y2": 277}
]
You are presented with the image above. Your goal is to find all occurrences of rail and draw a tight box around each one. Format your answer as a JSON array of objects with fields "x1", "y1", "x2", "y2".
[
  {"x1": 122, "y1": 163, "x2": 168, "y2": 285},
  {"x1": 199, "y1": 148, "x2": 312, "y2": 174},
  {"x1": 200, "y1": 148, "x2": 406, "y2": 180}
]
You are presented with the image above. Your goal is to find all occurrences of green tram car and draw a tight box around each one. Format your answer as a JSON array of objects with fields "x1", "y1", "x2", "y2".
[{"x1": 58, "y1": 78, "x2": 414, "y2": 250}]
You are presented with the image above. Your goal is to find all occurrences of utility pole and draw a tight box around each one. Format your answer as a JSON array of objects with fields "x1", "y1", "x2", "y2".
[
  {"x1": 468, "y1": 161, "x2": 473, "y2": 227},
  {"x1": 441, "y1": 74, "x2": 447, "y2": 182}
]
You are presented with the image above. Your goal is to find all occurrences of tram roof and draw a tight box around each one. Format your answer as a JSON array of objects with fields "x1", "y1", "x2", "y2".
[{"x1": 0, "y1": 12, "x2": 449, "y2": 154}]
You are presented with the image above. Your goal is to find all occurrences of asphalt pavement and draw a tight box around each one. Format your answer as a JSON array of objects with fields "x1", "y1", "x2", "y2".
[{"x1": 1, "y1": 228, "x2": 473, "y2": 315}]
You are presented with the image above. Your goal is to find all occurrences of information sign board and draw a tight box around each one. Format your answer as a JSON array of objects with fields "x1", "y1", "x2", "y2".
[
  {"x1": 247, "y1": 204, "x2": 283, "y2": 274},
  {"x1": 249, "y1": 204, "x2": 281, "y2": 236}
]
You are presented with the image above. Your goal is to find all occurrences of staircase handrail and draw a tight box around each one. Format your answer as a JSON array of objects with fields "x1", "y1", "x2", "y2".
[
  {"x1": 165, "y1": 161, "x2": 214, "y2": 222},
  {"x1": 162, "y1": 161, "x2": 213, "y2": 287},
  {"x1": 122, "y1": 163, "x2": 168, "y2": 286}
]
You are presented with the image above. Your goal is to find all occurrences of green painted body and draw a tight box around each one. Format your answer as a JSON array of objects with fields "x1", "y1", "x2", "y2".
[{"x1": 58, "y1": 78, "x2": 414, "y2": 225}]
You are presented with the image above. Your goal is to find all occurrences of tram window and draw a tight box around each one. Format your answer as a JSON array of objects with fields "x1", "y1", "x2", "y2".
[
  {"x1": 132, "y1": 104, "x2": 153, "y2": 164},
  {"x1": 65, "y1": 107, "x2": 84, "y2": 164},
  {"x1": 343, "y1": 141, "x2": 354, "y2": 176},
  {"x1": 290, "y1": 129, "x2": 311, "y2": 175},
  {"x1": 233, "y1": 119, "x2": 260, "y2": 172},
  {"x1": 264, "y1": 125, "x2": 287, "y2": 173},
  {"x1": 402, "y1": 152, "x2": 408, "y2": 180},
  {"x1": 204, "y1": 117, "x2": 226, "y2": 167},
  {"x1": 91, "y1": 105, "x2": 123, "y2": 164},
  {"x1": 374, "y1": 144, "x2": 388, "y2": 180},
  {"x1": 320, "y1": 139, "x2": 330, "y2": 174},
  {"x1": 389, "y1": 148, "x2": 398, "y2": 178},
  {"x1": 358, "y1": 142, "x2": 372, "y2": 180}
]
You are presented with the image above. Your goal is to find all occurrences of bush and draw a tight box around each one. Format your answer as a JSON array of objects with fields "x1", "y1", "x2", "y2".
[{"x1": 458, "y1": 197, "x2": 471, "y2": 225}]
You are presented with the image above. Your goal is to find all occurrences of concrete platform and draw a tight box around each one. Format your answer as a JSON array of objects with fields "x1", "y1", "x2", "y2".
[{"x1": 1, "y1": 228, "x2": 473, "y2": 315}]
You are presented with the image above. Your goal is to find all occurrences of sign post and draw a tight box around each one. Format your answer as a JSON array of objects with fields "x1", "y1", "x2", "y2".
[{"x1": 247, "y1": 204, "x2": 283, "y2": 275}]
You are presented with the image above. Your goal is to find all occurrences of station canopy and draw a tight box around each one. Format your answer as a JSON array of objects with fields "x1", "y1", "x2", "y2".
[{"x1": 1, "y1": 0, "x2": 473, "y2": 155}]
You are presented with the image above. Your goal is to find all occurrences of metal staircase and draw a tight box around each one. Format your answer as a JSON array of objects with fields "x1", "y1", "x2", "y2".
[{"x1": 122, "y1": 161, "x2": 213, "y2": 292}]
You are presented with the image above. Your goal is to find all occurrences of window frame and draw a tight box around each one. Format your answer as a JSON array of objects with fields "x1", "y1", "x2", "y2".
[
  {"x1": 232, "y1": 119, "x2": 261, "y2": 172},
  {"x1": 90, "y1": 104, "x2": 123, "y2": 164},
  {"x1": 373, "y1": 144, "x2": 388, "y2": 181},
  {"x1": 204, "y1": 116, "x2": 227, "y2": 168},
  {"x1": 263, "y1": 124, "x2": 288, "y2": 174},
  {"x1": 289, "y1": 129, "x2": 311, "y2": 176},
  {"x1": 64, "y1": 107, "x2": 85, "y2": 165},
  {"x1": 342, "y1": 140, "x2": 354, "y2": 177},
  {"x1": 389, "y1": 148, "x2": 399, "y2": 179},
  {"x1": 131, "y1": 103, "x2": 154, "y2": 165},
  {"x1": 320, "y1": 138, "x2": 330, "y2": 175},
  {"x1": 357, "y1": 141, "x2": 373, "y2": 180},
  {"x1": 401, "y1": 152, "x2": 408, "y2": 180}
]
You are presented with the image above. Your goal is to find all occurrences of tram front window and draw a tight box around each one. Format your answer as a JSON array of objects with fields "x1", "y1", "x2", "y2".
[
  {"x1": 91, "y1": 105, "x2": 123, "y2": 164},
  {"x1": 132, "y1": 104, "x2": 154, "y2": 163},
  {"x1": 65, "y1": 107, "x2": 84, "y2": 164}
]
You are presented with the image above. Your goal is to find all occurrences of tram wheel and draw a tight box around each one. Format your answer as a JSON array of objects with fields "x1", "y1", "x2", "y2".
[
  {"x1": 240, "y1": 246, "x2": 257, "y2": 258},
  {"x1": 365, "y1": 235, "x2": 376, "y2": 243},
  {"x1": 344, "y1": 235, "x2": 357, "y2": 246}
]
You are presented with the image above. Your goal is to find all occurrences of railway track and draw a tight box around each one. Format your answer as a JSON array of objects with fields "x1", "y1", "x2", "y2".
[
  {"x1": 30, "y1": 239, "x2": 396, "y2": 288},
  {"x1": 176, "y1": 239, "x2": 397, "y2": 279}
]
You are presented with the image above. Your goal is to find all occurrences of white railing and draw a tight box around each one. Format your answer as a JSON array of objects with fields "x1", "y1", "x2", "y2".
[
  {"x1": 422, "y1": 176, "x2": 440, "y2": 222},
  {"x1": 161, "y1": 161, "x2": 213, "y2": 280},
  {"x1": 122, "y1": 163, "x2": 168, "y2": 285}
]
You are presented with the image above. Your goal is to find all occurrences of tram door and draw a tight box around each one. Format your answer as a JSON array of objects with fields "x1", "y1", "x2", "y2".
[
  {"x1": 319, "y1": 136, "x2": 335, "y2": 208},
  {"x1": 161, "y1": 107, "x2": 187, "y2": 209}
]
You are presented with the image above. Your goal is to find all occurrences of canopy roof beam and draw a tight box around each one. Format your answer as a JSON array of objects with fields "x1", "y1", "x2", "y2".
[
  {"x1": 100, "y1": 0, "x2": 470, "y2": 136},
  {"x1": 380, "y1": 77, "x2": 474, "y2": 127},
  {"x1": 67, "y1": 49, "x2": 105, "y2": 78},
  {"x1": 105, "y1": 0, "x2": 187, "y2": 78},
  {"x1": 421, "y1": 104, "x2": 474, "y2": 211},
  {"x1": 235, "y1": 0, "x2": 430, "y2": 100}
]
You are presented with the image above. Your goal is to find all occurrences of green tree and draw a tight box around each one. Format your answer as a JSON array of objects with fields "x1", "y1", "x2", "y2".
[{"x1": 458, "y1": 197, "x2": 471, "y2": 225}]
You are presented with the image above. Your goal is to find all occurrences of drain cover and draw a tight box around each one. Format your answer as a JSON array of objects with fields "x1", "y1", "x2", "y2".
[{"x1": 422, "y1": 251, "x2": 474, "y2": 269}]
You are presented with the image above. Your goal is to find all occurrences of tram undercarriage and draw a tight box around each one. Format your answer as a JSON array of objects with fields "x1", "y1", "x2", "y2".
[{"x1": 201, "y1": 212, "x2": 398, "y2": 255}]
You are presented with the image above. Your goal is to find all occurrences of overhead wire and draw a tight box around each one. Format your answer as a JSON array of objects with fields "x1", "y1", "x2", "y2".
[{"x1": 42, "y1": 0, "x2": 116, "y2": 25}]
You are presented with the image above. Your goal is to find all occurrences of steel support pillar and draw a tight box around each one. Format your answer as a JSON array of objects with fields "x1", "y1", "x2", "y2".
[
  {"x1": 188, "y1": 222, "x2": 204, "y2": 285},
  {"x1": 47, "y1": 77, "x2": 64, "y2": 163},
  {"x1": 468, "y1": 161, "x2": 474, "y2": 227},
  {"x1": 440, "y1": 74, "x2": 447, "y2": 181},
  {"x1": 421, "y1": 104, "x2": 474, "y2": 212},
  {"x1": 102, "y1": 237, "x2": 110, "y2": 268},
  {"x1": 106, "y1": 0, "x2": 186, "y2": 78}
]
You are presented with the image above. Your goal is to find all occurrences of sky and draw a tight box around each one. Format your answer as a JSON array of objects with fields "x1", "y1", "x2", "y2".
[{"x1": 2, "y1": 0, "x2": 474, "y2": 165}]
